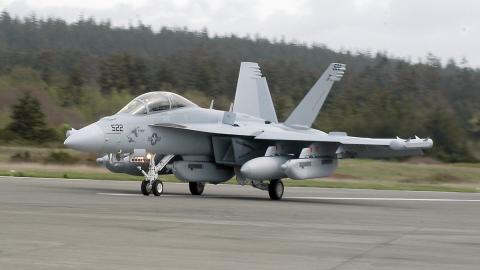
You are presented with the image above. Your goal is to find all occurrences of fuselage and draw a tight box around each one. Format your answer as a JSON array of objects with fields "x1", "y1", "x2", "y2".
[
  {"x1": 114, "y1": 106, "x2": 269, "y2": 155},
  {"x1": 65, "y1": 106, "x2": 327, "y2": 157}
]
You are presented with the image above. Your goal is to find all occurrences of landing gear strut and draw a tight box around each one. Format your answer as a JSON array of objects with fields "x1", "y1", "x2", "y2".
[
  {"x1": 137, "y1": 154, "x2": 174, "y2": 196},
  {"x1": 189, "y1": 182, "x2": 205, "y2": 195},
  {"x1": 268, "y1": 179, "x2": 284, "y2": 200}
]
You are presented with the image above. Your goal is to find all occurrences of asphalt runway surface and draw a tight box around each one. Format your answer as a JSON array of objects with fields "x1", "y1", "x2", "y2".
[{"x1": 1, "y1": 177, "x2": 480, "y2": 270}]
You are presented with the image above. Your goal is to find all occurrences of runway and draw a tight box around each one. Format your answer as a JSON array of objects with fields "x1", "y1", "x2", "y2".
[{"x1": 1, "y1": 177, "x2": 479, "y2": 270}]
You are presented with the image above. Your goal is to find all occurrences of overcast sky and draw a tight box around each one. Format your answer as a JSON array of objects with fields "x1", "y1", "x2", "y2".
[{"x1": 1, "y1": 0, "x2": 479, "y2": 67}]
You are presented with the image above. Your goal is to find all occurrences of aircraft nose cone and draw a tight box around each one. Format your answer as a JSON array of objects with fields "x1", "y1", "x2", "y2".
[{"x1": 64, "y1": 124, "x2": 104, "y2": 152}]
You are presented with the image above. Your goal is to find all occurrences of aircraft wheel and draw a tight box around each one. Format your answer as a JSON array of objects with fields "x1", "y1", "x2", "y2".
[
  {"x1": 189, "y1": 182, "x2": 205, "y2": 195},
  {"x1": 268, "y1": 179, "x2": 284, "y2": 200},
  {"x1": 141, "y1": 180, "x2": 150, "y2": 196},
  {"x1": 152, "y1": 180, "x2": 164, "y2": 196}
]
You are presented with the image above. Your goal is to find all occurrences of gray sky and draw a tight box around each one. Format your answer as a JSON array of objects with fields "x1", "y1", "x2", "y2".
[{"x1": 1, "y1": 0, "x2": 479, "y2": 67}]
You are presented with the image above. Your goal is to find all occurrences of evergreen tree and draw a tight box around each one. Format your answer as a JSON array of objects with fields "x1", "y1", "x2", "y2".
[
  {"x1": 7, "y1": 93, "x2": 57, "y2": 142},
  {"x1": 61, "y1": 65, "x2": 85, "y2": 106},
  {"x1": 425, "y1": 106, "x2": 473, "y2": 162},
  {"x1": 99, "y1": 53, "x2": 150, "y2": 94}
]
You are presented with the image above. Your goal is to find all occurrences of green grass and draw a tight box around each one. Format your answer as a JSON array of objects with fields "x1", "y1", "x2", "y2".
[
  {"x1": 0, "y1": 145, "x2": 94, "y2": 163},
  {"x1": 1, "y1": 168, "x2": 141, "y2": 181},
  {"x1": 0, "y1": 164, "x2": 178, "y2": 182},
  {"x1": 335, "y1": 159, "x2": 480, "y2": 183}
]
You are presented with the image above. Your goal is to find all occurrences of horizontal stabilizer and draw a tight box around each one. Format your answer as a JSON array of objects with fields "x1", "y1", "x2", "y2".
[{"x1": 285, "y1": 63, "x2": 346, "y2": 127}]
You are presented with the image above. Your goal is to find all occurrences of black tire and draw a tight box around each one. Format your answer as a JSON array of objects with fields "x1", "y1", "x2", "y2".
[
  {"x1": 268, "y1": 179, "x2": 284, "y2": 200},
  {"x1": 152, "y1": 180, "x2": 164, "y2": 196},
  {"x1": 189, "y1": 182, "x2": 205, "y2": 195},
  {"x1": 141, "y1": 180, "x2": 150, "y2": 196}
]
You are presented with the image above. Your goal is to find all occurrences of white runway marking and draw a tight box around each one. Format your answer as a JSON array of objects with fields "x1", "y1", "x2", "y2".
[
  {"x1": 96, "y1": 193, "x2": 142, "y2": 196},
  {"x1": 97, "y1": 192, "x2": 186, "y2": 197},
  {"x1": 286, "y1": 197, "x2": 480, "y2": 202},
  {"x1": 96, "y1": 193, "x2": 480, "y2": 202},
  {"x1": 96, "y1": 192, "x2": 181, "y2": 197}
]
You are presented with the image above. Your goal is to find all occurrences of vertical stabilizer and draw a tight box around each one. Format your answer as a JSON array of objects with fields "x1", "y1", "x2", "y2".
[
  {"x1": 233, "y1": 62, "x2": 278, "y2": 123},
  {"x1": 256, "y1": 77, "x2": 278, "y2": 123},
  {"x1": 285, "y1": 63, "x2": 346, "y2": 127}
]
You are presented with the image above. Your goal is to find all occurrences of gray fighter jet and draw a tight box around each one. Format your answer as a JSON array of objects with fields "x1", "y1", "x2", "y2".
[{"x1": 64, "y1": 62, "x2": 433, "y2": 200}]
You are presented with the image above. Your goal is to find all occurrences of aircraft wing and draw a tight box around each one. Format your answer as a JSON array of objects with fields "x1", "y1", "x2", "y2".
[
  {"x1": 150, "y1": 123, "x2": 432, "y2": 158},
  {"x1": 255, "y1": 131, "x2": 433, "y2": 158}
]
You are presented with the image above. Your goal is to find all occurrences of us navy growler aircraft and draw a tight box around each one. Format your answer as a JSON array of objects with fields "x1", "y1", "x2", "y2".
[{"x1": 64, "y1": 62, "x2": 433, "y2": 200}]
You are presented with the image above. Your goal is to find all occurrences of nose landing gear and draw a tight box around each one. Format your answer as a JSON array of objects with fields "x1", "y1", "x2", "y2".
[
  {"x1": 141, "y1": 179, "x2": 164, "y2": 196},
  {"x1": 138, "y1": 154, "x2": 174, "y2": 196},
  {"x1": 141, "y1": 180, "x2": 151, "y2": 196}
]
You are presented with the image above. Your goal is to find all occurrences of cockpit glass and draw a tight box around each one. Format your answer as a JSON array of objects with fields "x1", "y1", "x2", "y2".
[
  {"x1": 146, "y1": 95, "x2": 170, "y2": 113},
  {"x1": 117, "y1": 100, "x2": 147, "y2": 115},
  {"x1": 170, "y1": 93, "x2": 197, "y2": 109},
  {"x1": 117, "y1": 91, "x2": 198, "y2": 115}
]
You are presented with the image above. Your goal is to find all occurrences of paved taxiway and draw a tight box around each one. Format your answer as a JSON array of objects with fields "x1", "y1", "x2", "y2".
[{"x1": 1, "y1": 177, "x2": 480, "y2": 270}]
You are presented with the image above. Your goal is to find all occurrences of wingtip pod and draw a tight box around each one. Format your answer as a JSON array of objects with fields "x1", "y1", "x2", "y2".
[
  {"x1": 328, "y1": 63, "x2": 347, "y2": 82},
  {"x1": 389, "y1": 137, "x2": 433, "y2": 151}
]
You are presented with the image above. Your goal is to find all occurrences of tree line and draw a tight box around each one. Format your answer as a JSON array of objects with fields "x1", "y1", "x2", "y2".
[{"x1": 0, "y1": 11, "x2": 478, "y2": 162}]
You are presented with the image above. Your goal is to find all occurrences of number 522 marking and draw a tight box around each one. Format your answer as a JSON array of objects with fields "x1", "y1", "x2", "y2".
[{"x1": 111, "y1": 124, "x2": 123, "y2": 132}]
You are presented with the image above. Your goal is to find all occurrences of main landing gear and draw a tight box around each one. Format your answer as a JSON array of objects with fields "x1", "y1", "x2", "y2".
[
  {"x1": 138, "y1": 154, "x2": 174, "y2": 196},
  {"x1": 189, "y1": 182, "x2": 205, "y2": 195},
  {"x1": 251, "y1": 179, "x2": 284, "y2": 200},
  {"x1": 268, "y1": 179, "x2": 284, "y2": 200}
]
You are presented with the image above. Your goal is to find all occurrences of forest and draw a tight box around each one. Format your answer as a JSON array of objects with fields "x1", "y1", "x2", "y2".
[{"x1": 0, "y1": 11, "x2": 479, "y2": 162}]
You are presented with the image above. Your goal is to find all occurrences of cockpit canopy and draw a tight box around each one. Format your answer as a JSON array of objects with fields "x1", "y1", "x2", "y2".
[{"x1": 117, "y1": 91, "x2": 198, "y2": 115}]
